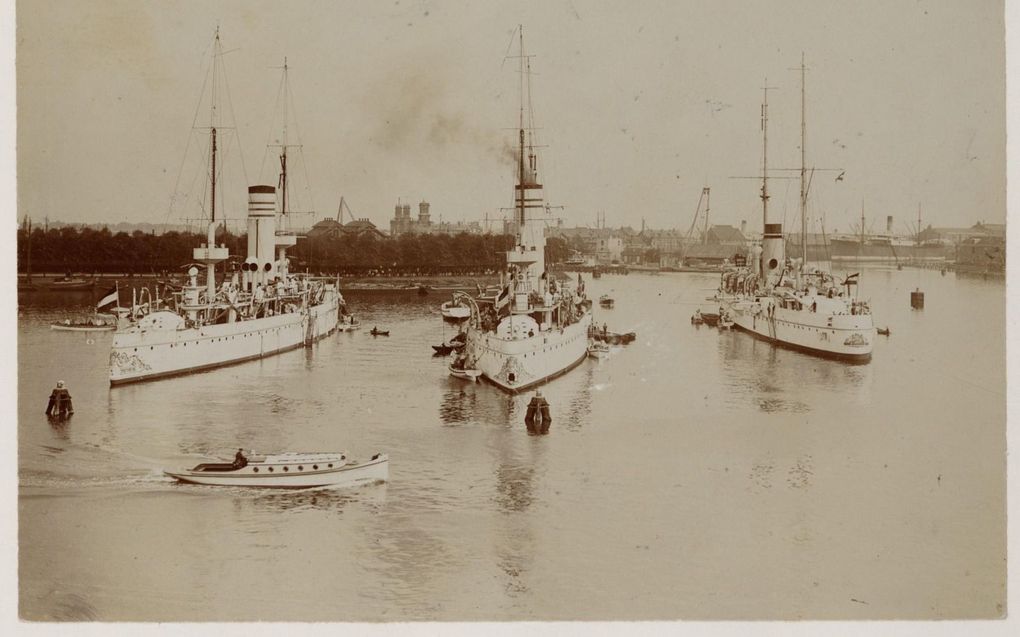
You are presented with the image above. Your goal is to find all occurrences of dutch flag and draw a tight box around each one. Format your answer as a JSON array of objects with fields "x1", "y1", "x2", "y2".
[{"x1": 96, "y1": 284, "x2": 119, "y2": 310}]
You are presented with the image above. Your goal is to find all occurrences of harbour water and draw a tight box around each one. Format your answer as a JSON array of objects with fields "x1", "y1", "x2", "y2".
[{"x1": 17, "y1": 266, "x2": 1005, "y2": 621}]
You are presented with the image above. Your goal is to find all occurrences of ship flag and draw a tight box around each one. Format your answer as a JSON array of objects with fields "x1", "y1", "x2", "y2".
[
  {"x1": 494, "y1": 284, "x2": 511, "y2": 312},
  {"x1": 96, "y1": 285, "x2": 119, "y2": 310}
]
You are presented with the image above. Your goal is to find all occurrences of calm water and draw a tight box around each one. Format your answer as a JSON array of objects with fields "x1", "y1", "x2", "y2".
[{"x1": 17, "y1": 267, "x2": 1005, "y2": 621}]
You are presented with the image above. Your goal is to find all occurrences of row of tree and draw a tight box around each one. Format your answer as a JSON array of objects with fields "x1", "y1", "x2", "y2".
[{"x1": 16, "y1": 225, "x2": 572, "y2": 275}]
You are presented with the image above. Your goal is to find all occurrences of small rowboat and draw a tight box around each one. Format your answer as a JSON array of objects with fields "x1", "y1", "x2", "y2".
[
  {"x1": 877, "y1": 327, "x2": 891, "y2": 336},
  {"x1": 164, "y1": 452, "x2": 388, "y2": 489},
  {"x1": 370, "y1": 328, "x2": 390, "y2": 336},
  {"x1": 432, "y1": 332, "x2": 467, "y2": 355},
  {"x1": 449, "y1": 363, "x2": 482, "y2": 382},
  {"x1": 51, "y1": 322, "x2": 116, "y2": 332},
  {"x1": 51, "y1": 314, "x2": 117, "y2": 331},
  {"x1": 599, "y1": 295, "x2": 615, "y2": 308},
  {"x1": 701, "y1": 312, "x2": 720, "y2": 327}
]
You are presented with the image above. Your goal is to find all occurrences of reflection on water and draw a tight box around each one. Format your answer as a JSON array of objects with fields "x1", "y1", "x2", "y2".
[
  {"x1": 17, "y1": 267, "x2": 1006, "y2": 620},
  {"x1": 495, "y1": 464, "x2": 536, "y2": 512},
  {"x1": 246, "y1": 483, "x2": 388, "y2": 514}
]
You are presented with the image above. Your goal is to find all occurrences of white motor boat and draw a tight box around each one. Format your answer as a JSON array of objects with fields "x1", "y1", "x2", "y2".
[
  {"x1": 164, "y1": 452, "x2": 388, "y2": 489},
  {"x1": 440, "y1": 300, "x2": 471, "y2": 320},
  {"x1": 587, "y1": 341, "x2": 611, "y2": 359},
  {"x1": 337, "y1": 315, "x2": 361, "y2": 332}
]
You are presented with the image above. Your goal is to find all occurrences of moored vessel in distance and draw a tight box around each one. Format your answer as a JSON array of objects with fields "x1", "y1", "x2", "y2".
[
  {"x1": 109, "y1": 34, "x2": 342, "y2": 385},
  {"x1": 452, "y1": 27, "x2": 592, "y2": 393},
  {"x1": 719, "y1": 56, "x2": 875, "y2": 361},
  {"x1": 49, "y1": 275, "x2": 97, "y2": 291},
  {"x1": 164, "y1": 451, "x2": 388, "y2": 488}
]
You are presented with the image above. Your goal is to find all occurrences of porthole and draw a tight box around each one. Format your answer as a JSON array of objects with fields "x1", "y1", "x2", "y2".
[
  {"x1": 313, "y1": 465, "x2": 318, "y2": 470},
  {"x1": 283, "y1": 466, "x2": 289, "y2": 472},
  {"x1": 328, "y1": 463, "x2": 333, "y2": 468},
  {"x1": 298, "y1": 466, "x2": 304, "y2": 471},
  {"x1": 268, "y1": 467, "x2": 274, "y2": 472},
  {"x1": 253, "y1": 467, "x2": 259, "y2": 473}
]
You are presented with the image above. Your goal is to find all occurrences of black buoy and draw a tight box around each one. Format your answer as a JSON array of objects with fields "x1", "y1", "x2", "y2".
[
  {"x1": 44, "y1": 380, "x2": 74, "y2": 418},
  {"x1": 525, "y1": 390, "x2": 551, "y2": 434},
  {"x1": 910, "y1": 288, "x2": 925, "y2": 310}
]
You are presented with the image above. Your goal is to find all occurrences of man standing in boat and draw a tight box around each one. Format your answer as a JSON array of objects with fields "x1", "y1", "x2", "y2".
[{"x1": 233, "y1": 448, "x2": 248, "y2": 469}]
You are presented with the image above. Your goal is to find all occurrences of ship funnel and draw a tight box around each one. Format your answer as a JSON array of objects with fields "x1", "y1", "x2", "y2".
[
  {"x1": 247, "y1": 185, "x2": 278, "y2": 285},
  {"x1": 761, "y1": 222, "x2": 785, "y2": 285}
]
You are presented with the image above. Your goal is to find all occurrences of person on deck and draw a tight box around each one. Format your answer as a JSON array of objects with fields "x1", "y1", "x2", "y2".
[{"x1": 233, "y1": 449, "x2": 248, "y2": 469}]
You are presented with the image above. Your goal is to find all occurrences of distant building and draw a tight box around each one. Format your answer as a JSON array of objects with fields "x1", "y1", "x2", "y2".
[
  {"x1": 705, "y1": 224, "x2": 746, "y2": 245},
  {"x1": 684, "y1": 244, "x2": 742, "y2": 265},
  {"x1": 389, "y1": 199, "x2": 482, "y2": 236},
  {"x1": 917, "y1": 222, "x2": 1005, "y2": 245},
  {"x1": 308, "y1": 217, "x2": 386, "y2": 240}
]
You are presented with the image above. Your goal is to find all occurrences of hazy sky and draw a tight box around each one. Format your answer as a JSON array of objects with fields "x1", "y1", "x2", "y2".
[{"x1": 16, "y1": 0, "x2": 1005, "y2": 235}]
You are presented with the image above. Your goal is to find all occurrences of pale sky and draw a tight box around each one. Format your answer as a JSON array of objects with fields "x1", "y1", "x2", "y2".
[{"x1": 16, "y1": 0, "x2": 1006, "y2": 235}]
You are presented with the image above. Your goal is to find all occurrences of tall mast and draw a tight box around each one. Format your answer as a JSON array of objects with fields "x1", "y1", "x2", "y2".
[
  {"x1": 799, "y1": 53, "x2": 807, "y2": 265},
  {"x1": 210, "y1": 27, "x2": 219, "y2": 229},
  {"x1": 860, "y1": 201, "x2": 865, "y2": 259},
  {"x1": 191, "y1": 27, "x2": 231, "y2": 304},
  {"x1": 761, "y1": 81, "x2": 771, "y2": 230},
  {"x1": 210, "y1": 128, "x2": 217, "y2": 225},
  {"x1": 916, "y1": 202, "x2": 922, "y2": 247},
  {"x1": 280, "y1": 57, "x2": 289, "y2": 219},
  {"x1": 517, "y1": 26, "x2": 526, "y2": 231},
  {"x1": 703, "y1": 186, "x2": 710, "y2": 244},
  {"x1": 208, "y1": 28, "x2": 220, "y2": 290}
]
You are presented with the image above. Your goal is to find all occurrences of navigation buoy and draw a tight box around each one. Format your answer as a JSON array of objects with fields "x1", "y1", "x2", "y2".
[
  {"x1": 910, "y1": 288, "x2": 925, "y2": 310},
  {"x1": 44, "y1": 380, "x2": 74, "y2": 418},
  {"x1": 525, "y1": 391, "x2": 551, "y2": 434}
]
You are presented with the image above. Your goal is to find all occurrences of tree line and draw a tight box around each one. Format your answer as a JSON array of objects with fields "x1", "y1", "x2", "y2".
[{"x1": 17, "y1": 225, "x2": 572, "y2": 276}]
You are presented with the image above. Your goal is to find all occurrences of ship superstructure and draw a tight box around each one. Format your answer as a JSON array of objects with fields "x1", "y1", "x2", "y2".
[
  {"x1": 452, "y1": 27, "x2": 592, "y2": 392},
  {"x1": 719, "y1": 57, "x2": 876, "y2": 361},
  {"x1": 109, "y1": 34, "x2": 341, "y2": 385}
]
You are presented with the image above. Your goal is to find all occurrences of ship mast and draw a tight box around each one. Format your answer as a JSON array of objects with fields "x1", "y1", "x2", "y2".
[
  {"x1": 761, "y1": 83, "x2": 770, "y2": 229},
  {"x1": 703, "y1": 186, "x2": 710, "y2": 245},
  {"x1": 206, "y1": 28, "x2": 221, "y2": 300},
  {"x1": 916, "y1": 202, "x2": 922, "y2": 247},
  {"x1": 517, "y1": 26, "x2": 526, "y2": 232},
  {"x1": 280, "y1": 57, "x2": 289, "y2": 221},
  {"x1": 798, "y1": 53, "x2": 808, "y2": 267},
  {"x1": 191, "y1": 27, "x2": 230, "y2": 305}
]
